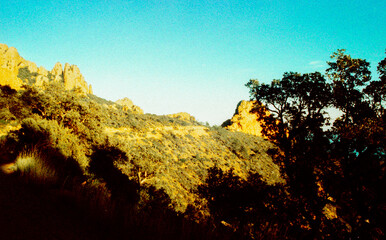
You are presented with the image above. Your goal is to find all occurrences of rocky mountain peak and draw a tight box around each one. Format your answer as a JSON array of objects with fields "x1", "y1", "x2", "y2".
[
  {"x1": 63, "y1": 63, "x2": 92, "y2": 94},
  {"x1": 0, "y1": 43, "x2": 92, "y2": 94},
  {"x1": 51, "y1": 62, "x2": 63, "y2": 76}
]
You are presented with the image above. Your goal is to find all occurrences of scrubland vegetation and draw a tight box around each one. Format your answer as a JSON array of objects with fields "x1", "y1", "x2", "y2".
[
  {"x1": 0, "y1": 80, "x2": 281, "y2": 239},
  {"x1": 0, "y1": 49, "x2": 384, "y2": 239}
]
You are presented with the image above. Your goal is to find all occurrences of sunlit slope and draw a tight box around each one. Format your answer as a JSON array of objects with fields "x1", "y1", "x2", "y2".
[
  {"x1": 0, "y1": 81, "x2": 283, "y2": 213},
  {"x1": 104, "y1": 122, "x2": 283, "y2": 211}
]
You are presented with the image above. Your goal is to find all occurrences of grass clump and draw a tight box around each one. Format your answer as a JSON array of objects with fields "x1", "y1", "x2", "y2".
[{"x1": 15, "y1": 150, "x2": 58, "y2": 185}]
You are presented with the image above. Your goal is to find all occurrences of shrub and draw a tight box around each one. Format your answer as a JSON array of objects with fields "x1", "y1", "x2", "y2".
[
  {"x1": 89, "y1": 144, "x2": 139, "y2": 204},
  {"x1": 17, "y1": 66, "x2": 38, "y2": 85}
]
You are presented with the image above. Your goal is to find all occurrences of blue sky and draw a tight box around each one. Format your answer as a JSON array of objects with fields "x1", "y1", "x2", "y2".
[{"x1": 1, "y1": 0, "x2": 385, "y2": 125}]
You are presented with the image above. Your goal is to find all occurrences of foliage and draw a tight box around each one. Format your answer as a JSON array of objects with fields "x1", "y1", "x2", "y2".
[
  {"x1": 198, "y1": 167, "x2": 292, "y2": 239},
  {"x1": 89, "y1": 143, "x2": 139, "y2": 204},
  {"x1": 0, "y1": 85, "x2": 30, "y2": 122},
  {"x1": 5, "y1": 50, "x2": 383, "y2": 238},
  {"x1": 17, "y1": 66, "x2": 38, "y2": 85},
  {"x1": 0, "y1": 79, "x2": 283, "y2": 239},
  {"x1": 246, "y1": 49, "x2": 385, "y2": 239}
]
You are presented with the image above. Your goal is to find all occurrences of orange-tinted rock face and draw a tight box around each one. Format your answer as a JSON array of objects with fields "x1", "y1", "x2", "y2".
[
  {"x1": 0, "y1": 43, "x2": 92, "y2": 94},
  {"x1": 63, "y1": 63, "x2": 92, "y2": 94},
  {"x1": 224, "y1": 100, "x2": 264, "y2": 137},
  {"x1": 0, "y1": 44, "x2": 25, "y2": 89}
]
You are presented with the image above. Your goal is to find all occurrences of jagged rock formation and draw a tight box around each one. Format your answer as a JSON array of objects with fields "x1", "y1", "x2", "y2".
[
  {"x1": 116, "y1": 97, "x2": 143, "y2": 114},
  {"x1": 0, "y1": 43, "x2": 92, "y2": 94},
  {"x1": 223, "y1": 100, "x2": 264, "y2": 137},
  {"x1": 166, "y1": 112, "x2": 196, "y2": 122},
  {"x1": 63, "y1": 63, "x2": 92, "y2": 94}
]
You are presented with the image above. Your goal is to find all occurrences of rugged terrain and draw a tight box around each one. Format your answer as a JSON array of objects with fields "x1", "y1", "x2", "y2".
[
  {"x1": 0, "y1": 44, "x2": 284, "y2": 239},
  {"x1": 3, "y1": 44, "x2": 378, "y2": 240}
]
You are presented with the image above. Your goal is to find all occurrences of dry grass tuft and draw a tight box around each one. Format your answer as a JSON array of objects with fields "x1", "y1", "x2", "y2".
[{"x1": 15, "y1": 150, "x2": 58, "y2": 185}]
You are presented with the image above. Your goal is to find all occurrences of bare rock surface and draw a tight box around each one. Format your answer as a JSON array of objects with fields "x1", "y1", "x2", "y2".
[
  {"x1": 0, "y1": 43, "x2": 92, "y2": 94},
  {"x1": 224, "y1": 100, "x2": 264, "y2": 136}
]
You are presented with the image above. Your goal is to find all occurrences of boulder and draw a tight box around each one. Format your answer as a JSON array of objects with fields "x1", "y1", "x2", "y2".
[
  {"x1": 37, "y1": 66, "x2": 48, "y2": 76},
  {"x1": 25, "y1": 60, "x2": 38, "y2": 73},
  {"x1": 35, "y1": 75, "x2": 50, "y2": 87}
]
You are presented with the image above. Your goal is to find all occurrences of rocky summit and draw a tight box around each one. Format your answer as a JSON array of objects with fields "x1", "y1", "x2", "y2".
[
  {"x1": 0, "y1": 43, "x2": 92, "y2": 94},
  {"x1": 223, "y1": 100, "x2": 264, "y2": 137}
]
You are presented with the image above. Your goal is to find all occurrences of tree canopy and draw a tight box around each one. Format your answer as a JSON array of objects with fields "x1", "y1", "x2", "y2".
[{"x1": 246, "y1": 49, "x2": 385, "y2": 239}]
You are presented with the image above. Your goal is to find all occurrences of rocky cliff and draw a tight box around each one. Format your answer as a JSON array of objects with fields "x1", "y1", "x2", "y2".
[
  {"x1": 0, "y1": 44, "x2": 30, "y2": 90},
  {"x1": 223, "y1": 100, "x2": 264, "y2": 137},
  {"x1": 0, "y1": 43, "x2": 92, "y2": 94}
]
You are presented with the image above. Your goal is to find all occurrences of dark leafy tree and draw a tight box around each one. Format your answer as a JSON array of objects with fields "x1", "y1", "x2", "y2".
[
  {"x1": 20, "y1": 84, "x2": 105, "y2": 144},
  {"x1": 325, "y1": 51, "x2": 385, "y2": 239},
  {"x1": 89, "y1": 143, "x2": 139, "y2": 204},
  {"x1": 246, "y1": 72, "x2": 332, "y2": 151},
  {"x1": 326, "y1": 49, "x2": 373, "y2": 123},
  {"x1": 198, "y1": 167, "x2": 294, "y2": 239},
  {"x1": 246, "y1": 71, "x2": 334, "y2": 237},
  {"x1": 245, "y1": 50, "x2": 385, "y2": 239},
  {"x1": 17, "y1": 66, "x2": 38, "y2": 85},
  {"x1": 0, "y1": 85, "x2": 30, "y2": 121}
]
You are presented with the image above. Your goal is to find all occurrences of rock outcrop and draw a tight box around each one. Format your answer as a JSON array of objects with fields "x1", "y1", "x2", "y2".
[
  {"x1": 223, "y1": 100, "x2": 264, "y2": 137},
  {"x1": 63, "y1": 63, "x2": 92, "y2": 94},
  {"x1": 0, "y1": 43, "x2": 92, "y2": 94},
  {"x1": 0, "y1": 44, "x2": 25, "y2": 89},
  {"x1": 116, "y1": 97, "x2": 143, "y2": 114},
  {"x1": 167, "y1": 112, "x2": 196, "y2": 122}
]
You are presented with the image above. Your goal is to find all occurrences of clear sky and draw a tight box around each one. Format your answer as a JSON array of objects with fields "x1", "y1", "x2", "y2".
[{"x1": 1, "y1": 0, "x2": 385, "y2": 125}]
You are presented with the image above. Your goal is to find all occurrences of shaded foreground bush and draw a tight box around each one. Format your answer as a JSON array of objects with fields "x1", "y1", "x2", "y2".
[{"x1": 198, "y1": 167, "x2": 351, "y2": 239}]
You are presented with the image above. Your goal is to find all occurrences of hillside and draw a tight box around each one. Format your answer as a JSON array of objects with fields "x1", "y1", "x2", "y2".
[
  {"x1": 0, "y1": 44, "x2": 284, "y2": 239},
  {"x1": 2, "y1": 44, "x2": 384, "y2": 240},
  {"x1": 0, "y1": 82, "x2": 283, "y2": 210}
]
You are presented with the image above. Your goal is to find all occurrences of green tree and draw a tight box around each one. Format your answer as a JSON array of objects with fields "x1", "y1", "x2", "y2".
[
  {"x1": 246, "y1": 50, "x2": 385, "y2": 238},
  {"x1": 246, "y1": 71, "x2": 333, "y2": 237},
  {"x1": 325, "y1": 51, "x2": 385, "y2": 239},
  {"x1": 326, "y1": 49, "x2": 372, "y2": 124}
]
